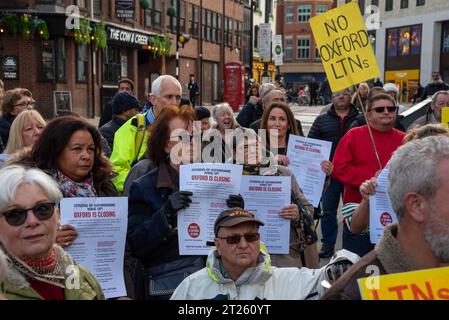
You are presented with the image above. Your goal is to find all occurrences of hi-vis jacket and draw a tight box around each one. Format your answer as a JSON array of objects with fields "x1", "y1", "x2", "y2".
[{"x1": 170, "y1": 246, "x2": 359, "y2": 300}]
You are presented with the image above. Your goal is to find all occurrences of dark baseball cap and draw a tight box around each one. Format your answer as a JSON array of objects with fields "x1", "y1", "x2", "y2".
[{"x1": 214, "y1": 208, "x2": 264, "y2": 237}]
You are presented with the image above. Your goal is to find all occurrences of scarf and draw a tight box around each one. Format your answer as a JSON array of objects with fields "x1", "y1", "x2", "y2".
[
  {"x1": 1, "y1": 245, "x2": 68, "y2": 288},
  {"x1": 54, "y1": 171, "x2": 97, "y2": 197}
]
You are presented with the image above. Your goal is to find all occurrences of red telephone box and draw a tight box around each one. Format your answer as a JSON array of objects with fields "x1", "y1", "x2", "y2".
[{"x1": 223, "y1": 62, "x2": 245, "y2": 112}]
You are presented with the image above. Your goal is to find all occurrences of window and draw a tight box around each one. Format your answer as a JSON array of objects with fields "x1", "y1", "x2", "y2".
[
  {"x1": 56, "y1": 38, "x2": 66, "y2": 82},
  {"x1": 40, "y1": 40, "x2": 54, "y2": 81},
  {"x1": 76, "y1": 45, "x2": 87, "y2": 82},
  {"x1": 188, "y1": 4, "x2": 199, "y2": 38},
  {"x1": 297, "y1": 5, "x2": 311, "y2": 22},
  {"x1": 39, "y1": 39, "x2": 66, "y2": 82},
  {"x1": 145, "y1": 0, "x2": 162, "y2": 31},
  {"x1": 235, "y1": 21, "x2": 242, "y2": 49},
  {"x1": 386, "y1": 25, "x2": 421, "y2": 57},
  {"x1": 315, "y1": 47, "x2": 320, "y2": 60},
  {"x1": 225, "y1": 17, "x2": 233, "y2": 47},
  {"x1": 400, "y1": 0, "x2": 408, "y2": 9},
  {"x1": 286, "y1": 6, "x2": 294, "y2": 24},
  {"x1": 76, "y1": 0, "x2": 86, "y2": 8},
  {"x1": 316, "y1": 5, "x2": 328, "y2": 14},
  {"x1": 217, "y1": 14, "x2": 222, "y2": 44},
  {"x1": 103, "y1": 46, "x2": 121, "y2": 84},
  {"x1": 371, "y1": 0, "x2": 379, "y2": 6},
  {"x1": 297, "y1": 38, "x2": 310, "y2": 59},
  {"x1": 167, "y1": 0, "x2": 185, "y2": 34},
  {"x1": 284, "y1": 38, "x2": 292, "y2": 59},
  {"x1": 416, "y1": 0, "x2": 425, "y2": 6},
  {"x1": 207, "y1": 10, "x2": 213, "y2": 42},
  {"x1": 93, "y1": 0, "x2": 101, "y2": 14},
  {"x1": 386, "y1": 0, "x2": 393, "y2": 11},
  {"x1": 202, "y1": 9, "x2": 208, "y2": 41}
]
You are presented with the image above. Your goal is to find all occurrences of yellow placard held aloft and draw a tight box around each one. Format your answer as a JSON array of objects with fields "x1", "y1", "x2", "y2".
[
  {"x1": 357, "y1": 266, "x2": 449, "y2": 300},
  {"x1": 310, "y1": 2, "x2": 380, "y2": 93},
  {"x1": 441, "y1": 107, "x2": 449, "y2": 128}
]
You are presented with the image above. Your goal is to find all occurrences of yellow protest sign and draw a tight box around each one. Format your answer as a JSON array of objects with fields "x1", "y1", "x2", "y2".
[
  {"x1": 310, "y1": 2, "x2": 380, "y2": 92},
  {"x1": 441, "y1": 107, "x2": 449, "y2": 128},
  {"x1": 358, "y1": 266, "x2": 449, "y2": 300}
]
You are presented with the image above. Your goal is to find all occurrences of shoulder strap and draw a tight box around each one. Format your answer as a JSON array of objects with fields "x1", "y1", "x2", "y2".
[{"x1": 134, "y1": 113, "x2": 146, "y2": 164}]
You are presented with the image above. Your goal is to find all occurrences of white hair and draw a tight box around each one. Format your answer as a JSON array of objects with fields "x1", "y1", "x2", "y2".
[
  {"x1": 388, "y1": 136, "x2": 449, "y2": 219},
  {"x1": 212, "y1": 103, "x2": 237, "y2": 130},
  {"x1": 151, "y1": 75, "x2": 182, "y2": 97},
  {"x1": 0, "y1": 165, "x2": 63, "y2": 213}
]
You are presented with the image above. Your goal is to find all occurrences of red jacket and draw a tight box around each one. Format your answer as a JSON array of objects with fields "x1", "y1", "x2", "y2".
[{"x1": 332, "y1": 125, "x2": 405, "y2": 204}]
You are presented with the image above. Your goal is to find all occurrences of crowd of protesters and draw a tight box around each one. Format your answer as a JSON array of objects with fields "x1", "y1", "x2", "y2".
[{"x1": 0, "y1": 71, "x2": 448, "y2": 301}]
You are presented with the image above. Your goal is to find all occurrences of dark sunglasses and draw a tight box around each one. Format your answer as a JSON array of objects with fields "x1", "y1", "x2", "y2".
[
  {"x1": 217, "y1": 232, "x2": 260, "y2": 245},
  {"x1": 370, "y1": 106, "x2": 397, "y2": 113},
  {"x1": 0, "y1": 202, "x2": 56, "y2": 227}
]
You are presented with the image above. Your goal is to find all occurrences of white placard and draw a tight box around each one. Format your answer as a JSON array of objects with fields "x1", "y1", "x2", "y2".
[
  {"x1": 274, "y1": 34, "x2": 283, "y2": 66},
  {"x1": 177, "y1": 163, "x2": 243, "y2": 255},
  {"x1": 258, "y1": 23, "x2": 272, "y2": 62},
  {"x1": 369, "y1": 163, "x2": 398, "y2": 243},
  {"x1": 60, "y1": 197, "x2": 128, "y2": 299},
  {"x1": 287, "y1": 135, "x2": 332, "y2": 207},
  {"x1": 240, "y1": 176, "x2": 291, "y2": 254}
]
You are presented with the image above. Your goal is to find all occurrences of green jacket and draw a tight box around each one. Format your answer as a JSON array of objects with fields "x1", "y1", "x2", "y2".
[
  {"x1": 110, "y1": 112, "x2": 150, "y2": 192},
  {"x1": 1, "y1": 246, "x2": 105, "y2": 300}
]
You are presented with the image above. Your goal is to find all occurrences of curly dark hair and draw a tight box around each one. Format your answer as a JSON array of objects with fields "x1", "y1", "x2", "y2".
[
  {"x1": 147, "y1": 104, "x2": 196, "y2": 165},
  {"x1": 31, "y1": 116, "x2": 114, "y2": 188}
]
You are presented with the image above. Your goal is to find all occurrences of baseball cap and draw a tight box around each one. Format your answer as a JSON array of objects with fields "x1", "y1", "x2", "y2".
[{"x1": 214, "y1": 208, "x2": 264, "y2": 237}]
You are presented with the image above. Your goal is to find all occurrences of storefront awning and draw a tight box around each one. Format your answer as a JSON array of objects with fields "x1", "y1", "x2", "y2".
[{"x1": 283, "y1": 72, "x2": 326, "y2": 84}]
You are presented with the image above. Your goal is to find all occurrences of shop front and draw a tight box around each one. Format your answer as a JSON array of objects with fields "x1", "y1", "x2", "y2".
[{"x1": 384, "y1": 69, "x2": 420, "y2": 104}]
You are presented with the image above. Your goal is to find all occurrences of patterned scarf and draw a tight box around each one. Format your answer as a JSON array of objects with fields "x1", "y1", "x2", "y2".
[
  {"x1": 1, "y1": 245, "x2": 67, "y2": 288},
  {"x1": 54, "y1": 171, "x2": 97, "y2": 197}
]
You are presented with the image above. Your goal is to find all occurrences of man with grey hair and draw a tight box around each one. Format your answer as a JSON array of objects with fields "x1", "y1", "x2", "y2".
[
  {"x1": 322, "y1": 135, "x2": 449, "y2": 300},
  {"x1": 236, "y1": 83, "x2": 277, "y2": 128},
  {"x1": 110, "y1": 74, "x2": 182, "y2": 193},
  {"x1": 411, "y1": 90, "x2": 449, "y2": 128}
]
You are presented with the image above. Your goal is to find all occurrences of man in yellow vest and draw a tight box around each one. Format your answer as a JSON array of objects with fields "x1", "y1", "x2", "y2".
[{"x1": 111, "y1": 75, "x2": 182, "y2": 192}]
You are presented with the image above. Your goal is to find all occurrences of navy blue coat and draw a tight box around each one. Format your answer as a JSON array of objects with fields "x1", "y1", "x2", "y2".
[
  {"x1": 127, "y1": 166, "x2": 181, "y2": 267},
  {"x1": 307, "y1": 104, "x2": 359, "y2": 160}
]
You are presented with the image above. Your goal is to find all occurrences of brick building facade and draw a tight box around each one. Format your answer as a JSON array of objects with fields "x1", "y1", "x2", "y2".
[
  {"x1": 0, "y1": 0, "x2": 246, "y2": 119},
  {"x1": 276, "y1": 0, "x2": 334, "y2": 90}
]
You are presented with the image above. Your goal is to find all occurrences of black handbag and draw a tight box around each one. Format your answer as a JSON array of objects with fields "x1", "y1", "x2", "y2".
[{"x1": 143, "y1": 256, "x2": 204, "y2": 298}]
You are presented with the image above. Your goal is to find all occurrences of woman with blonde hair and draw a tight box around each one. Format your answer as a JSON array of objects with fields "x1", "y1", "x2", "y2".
[{"x1": 3, "y1": 110, "x2": 45, "y2": 154}]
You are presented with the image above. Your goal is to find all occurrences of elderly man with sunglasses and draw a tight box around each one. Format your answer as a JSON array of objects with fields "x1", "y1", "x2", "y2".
[
  {"x1": 170, "y1": 208, "x2": 359, "y2": 300},
  {"x1": 331, "y1": 93, "x2": 405, "y2": 257}
]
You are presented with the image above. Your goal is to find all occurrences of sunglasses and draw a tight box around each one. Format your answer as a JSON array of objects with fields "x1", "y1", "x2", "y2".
[
  {"x1": 217, "y1": 232, "x2": 260, "y2": 245},
  {"x1": 370, "y1": 106, "x2": 397, "y2": 113},
  {"x1": 0, "y1": 202, "x2": 56, "y2": 227}
]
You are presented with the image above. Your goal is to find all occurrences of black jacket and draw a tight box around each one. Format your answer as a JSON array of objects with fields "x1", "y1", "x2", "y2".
[
  {"x1": 307, "y1": 104, "x2": 360, "y2": 160},
  {"x1": 420, "y1": 81, "x2": 449, "y2": 100},
  {"x1": 99, "y1": 115, "x2": 127, "y2": 151},
  {"x1": 236, "y1": 101, "x2": 264, "y2": 128},
  {"x1": 0, "y1": 115, "x2": 14, "y2": 146},
  {"x1": 99, "y1": 101, "x2": 113, "y2": 128}
]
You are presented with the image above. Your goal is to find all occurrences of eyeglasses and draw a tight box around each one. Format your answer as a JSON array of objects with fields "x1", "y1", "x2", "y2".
[
  {"x1": 14, "y1": 101, "x2": 35, "y2": 109},
  {"x1": 217, "y1": 232, "x2": 260, "y2": 245},
  {"x1": 0, "y1": 202, "x2": 56, "y2": 227},
  {"x1": 370, "y1": 106, "x2": 397, "y2": 113}
]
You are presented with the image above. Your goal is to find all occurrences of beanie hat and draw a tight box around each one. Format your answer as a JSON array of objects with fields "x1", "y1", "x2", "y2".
[
  {"x1": 195, "y1": 106, "x2": 211, "y2": 120},
  {"x1": 383, "y1": 83, "x2": 399, "y2": 95},
  {"x1": 112, "y1": 92, "x2": 140, "y2": 114}
]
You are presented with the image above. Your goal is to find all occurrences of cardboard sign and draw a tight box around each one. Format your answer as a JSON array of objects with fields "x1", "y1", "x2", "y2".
[
  {"x1": 310, "y1": 2, "x2": 380, "y2": 92},
  {"x1": 358, "y1": 266, "x2": 449, "y2": 300}
]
